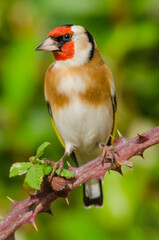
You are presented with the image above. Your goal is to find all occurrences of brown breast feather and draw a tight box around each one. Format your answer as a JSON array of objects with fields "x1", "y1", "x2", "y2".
[{"x1": 44, "y1": 49, "x2": 113, "y2": 112}]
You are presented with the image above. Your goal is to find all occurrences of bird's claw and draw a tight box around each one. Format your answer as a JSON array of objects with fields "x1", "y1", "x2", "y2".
[
  {"x1": 49, "y1": 152, "x2": 68, "y2": 182},
  {"x1": 50, "y1": 159, "x2": 64, "y2": 181},
  {"x1": 102, "y1": 145, "x2": 118, "y2": 166}
]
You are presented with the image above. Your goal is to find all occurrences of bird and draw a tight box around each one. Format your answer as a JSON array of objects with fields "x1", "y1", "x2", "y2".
[{"x1": 35, "y1": 24, "x2": 117, "y2": 208}]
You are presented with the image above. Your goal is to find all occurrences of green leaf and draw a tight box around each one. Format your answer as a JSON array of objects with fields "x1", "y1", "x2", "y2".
[
  {"x1": 56, "y1": 168, "x2": 75, "y2": 178},
  {"x1": 38, "y1": 164, "x2": 53, "y2": 175},
  {"x1": 35, "y1": 142, "x2": 51, "y2": 159},
  {"x1": 43, "y1": 165, "x2": 53, "y2": 175},
  {"x1": 9, "y1": 162, "x2": 33, "y2": 178},
  {"x1": 24, "y1": 164, "x2": 44, "y2": 190}
]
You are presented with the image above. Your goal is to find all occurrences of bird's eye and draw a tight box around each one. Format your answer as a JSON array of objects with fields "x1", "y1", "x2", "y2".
[{"x1": 63, "y1": 34, "x2": 72, "y2": 41}]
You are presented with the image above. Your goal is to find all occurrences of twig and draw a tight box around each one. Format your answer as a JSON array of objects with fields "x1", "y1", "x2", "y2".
[{"x1": 0, "y1": 127, "x2": 159, "y2": 240}]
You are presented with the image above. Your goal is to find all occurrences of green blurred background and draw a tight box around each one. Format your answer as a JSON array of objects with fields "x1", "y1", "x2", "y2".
[{"x1": 0, "y1": 0, "x2": 159, "y2": 239}]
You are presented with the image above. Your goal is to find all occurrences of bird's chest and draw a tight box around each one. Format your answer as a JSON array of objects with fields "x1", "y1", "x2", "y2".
[
  {"x1": 45, "y1": 71, "x2": 90, "y2": 110},
  {"x1": 45, "y1": 71, "x2": 113, "y2": 151},
  {"x1": 57, "y1": 73, "x2": 87, "y2": 98},
  {"x1": 53, "y1": 99, "x2": 111, "y2": 149},
  {"x1": 45, "y1": 70, "x2": 109, "y2": 110}
]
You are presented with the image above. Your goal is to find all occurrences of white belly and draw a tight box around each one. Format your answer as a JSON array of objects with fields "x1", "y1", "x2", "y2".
[{"x1": 53, "y1": 98, "x2": 113, "y2": 164}]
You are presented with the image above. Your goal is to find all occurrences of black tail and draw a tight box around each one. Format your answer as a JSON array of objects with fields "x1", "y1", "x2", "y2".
[{"x1": 83, "y1": 179, "x2": 103, "y2": 208}]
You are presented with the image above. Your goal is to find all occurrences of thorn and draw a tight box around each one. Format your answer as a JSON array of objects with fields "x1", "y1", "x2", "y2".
[
  {"x1": 99, "y1": 175, "x2": 104, "y2": 183},
  {"x1": 122, "y1": 174, "x2": 126, "y2": 179},
  {"x1": 119, "y1": 160, "x2": 133, "y2": 168},
  {"x1": 126, "y1": 161, "x2": 133, "y2": 168},
  {"x1": 45, "y1": 208, "x2": 53, "y2": 215},
  {"x1": 137, "y1": 133, "x2": 148, "y2": 143},
  {"x1": 138, "y1": 151, "x2": 144, "y2": 159},
  {"x1": 32, "y1": 221, "x2": 38, "y2": 232},
  {"x1": 109, "y1": 134, "x2": 115, "y2": 141},
  {"x1": 140, "y1": 152, "x2": 144, "y2": 159},
  {"x1": 26, "y1": 202, "x2": 34, "y2": 208},
  {"x1": 66, "y1": 161, "x2": 71, "y2": 167},
  {"x1": 6, "y1": 196, "x2": 15, "y2": 203},
  {"x1": 99, "y1": 175, "x2": 106, "y2": 185},
  {"x1": 41, "y1": 206, "x2": 54, "y2": 216},
  {"x1": 65, "y1": 197, "x2": 69, "y2": 205},
  {"x1": 117, "y1": 129, "x2": 123, "y2": 138},
  {"x1": 115, "y1": 164, "x2": 123, "y2": 176},
  {"x1": 101, "y1": 179, "x2": 104, "y2": 185}
]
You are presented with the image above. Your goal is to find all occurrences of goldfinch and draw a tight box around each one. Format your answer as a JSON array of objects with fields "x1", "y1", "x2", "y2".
[{"x1": 35, "y1": 24, "x2": 117, "y2": 208}]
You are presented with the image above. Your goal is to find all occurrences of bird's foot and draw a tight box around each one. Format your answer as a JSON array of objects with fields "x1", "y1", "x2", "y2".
[
  {"x1": 46, "y1": 159, "x2": 56, "y2": 164},
  {"x1": 99, "y1": 143, "x2": 106, "y2": 149},
  {"x1": 49, "y1": 152, "x2": 68, "y2": 181},
  {"x1": 102, "y1": 145, "x2": 118, "y2": 166}
]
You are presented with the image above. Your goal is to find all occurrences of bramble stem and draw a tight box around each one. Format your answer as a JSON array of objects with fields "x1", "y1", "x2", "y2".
[{"x1": 0, "y1": 126, "x2": 159, "y2": 240}]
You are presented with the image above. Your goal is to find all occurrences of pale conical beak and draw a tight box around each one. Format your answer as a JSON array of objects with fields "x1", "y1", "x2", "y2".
[{"x1": 35, "y1": 37, "x2": 60, "y2": 52}]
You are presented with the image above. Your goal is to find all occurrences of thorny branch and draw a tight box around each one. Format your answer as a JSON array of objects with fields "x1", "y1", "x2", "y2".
[{"x1": 0, "y1": 126, "x2": 159, "y2": 240}]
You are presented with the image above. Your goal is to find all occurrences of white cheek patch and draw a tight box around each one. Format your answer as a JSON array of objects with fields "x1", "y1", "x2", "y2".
[
  {"x1": 55, "y1": 26, "x2": 92, "y2": 67},
  {"x1": 55, "y1": 42, "x2": 92, "y2": 67}
]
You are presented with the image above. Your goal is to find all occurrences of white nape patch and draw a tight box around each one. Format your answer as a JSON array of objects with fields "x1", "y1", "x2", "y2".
[
  {"x1": 54, "y1": 25, "x2": 92, "y2": 67},
  {"x1": 58, "y1": 74, "x2": 86, "y2": 96}
]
